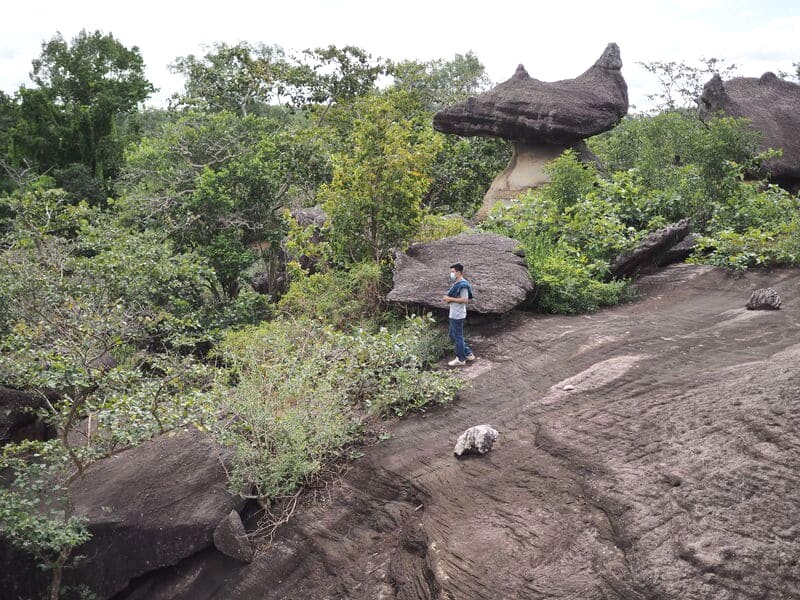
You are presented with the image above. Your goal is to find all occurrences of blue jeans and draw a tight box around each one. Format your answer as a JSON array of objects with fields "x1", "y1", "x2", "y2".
[{"x1": 448, "y1": 318, "x2": 472, "y2": 361}]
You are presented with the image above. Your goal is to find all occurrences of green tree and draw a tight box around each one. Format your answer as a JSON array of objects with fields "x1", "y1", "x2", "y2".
[
  {"x1": 122, "y1": 111, "x2": 327, "y2": 297},
  {"x1": 637, "y1": 57, "x2": 737, "y2": 112},
  {"x1": 321, "y1": 91, "x2": 442, "y2": 265},
  {"x1": 170, "y1": 42, "x2": 294, "y2": 116},
  {"x1": 389, "y1": 52, "x2": 490, "y2": 112},
  {"x1": 11, "y1": 30, "x2": 154, "y2": 184}
]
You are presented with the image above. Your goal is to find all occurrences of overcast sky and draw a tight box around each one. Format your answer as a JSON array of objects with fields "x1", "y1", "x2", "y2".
[{"x1": 1, "y1": 0, "x2": 798, "y2": 111}]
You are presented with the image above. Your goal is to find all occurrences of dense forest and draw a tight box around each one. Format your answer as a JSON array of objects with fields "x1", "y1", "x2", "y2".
[{"x1": 1, "y1": 30, "x2": 799, "y2": 599}]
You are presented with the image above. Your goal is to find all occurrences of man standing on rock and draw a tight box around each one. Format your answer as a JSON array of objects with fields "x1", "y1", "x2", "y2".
[{"x1": 443, "y1": 263, "x2": 475, "y2": 367}]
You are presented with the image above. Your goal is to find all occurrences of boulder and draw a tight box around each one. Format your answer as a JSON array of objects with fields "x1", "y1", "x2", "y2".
[
  {"x1": 63, "y1": 428, "x2": 245, "y2": 599},
  {"x1": 386, "y1": 233, "x2": 534, "y2": 314},
  {"x1": 213, "y1": 510, "x2": 254, "y2": 563},
  {"x1": 454, "y1": 425, "x2": 499, "y2": 457},
  {"x1": 655, "y1": 233, "x2": 700, "y2": 267},
  {"x1": 746, "y1": 288, "x2": 781, "y2": 310},
  {"x1": 433, "y1": 44, "x2": 628, "y2": 219},
  {"x1": 0, "y1": 387, "x2": 55, "y2": 445},
  {"x1": 433, "y1": 44, "x2": 628, "y2": 145},
  {"x1": 611, "y1": 219, "x2": 692, "y2": 279},
  {"x1": 699, "y1": 73, "x2": 800, "y2": 187},
  {"x1": 290, "y1": 206, "x2": 327, "y2": 229}
]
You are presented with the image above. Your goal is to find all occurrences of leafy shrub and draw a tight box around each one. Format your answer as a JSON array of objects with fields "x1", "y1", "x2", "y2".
[
  {"x1": 414, "y1": 212, "x2": 470, "y2": 243},
  {"x1": 278, "y1": 261, "x2": 384, "y2": 328},
  {"x1": 524, "y1": 236, "x2": 631, "y2": 314},
  {"x1": 215, "y1": 315, "x2": 460, "y2": 499}
]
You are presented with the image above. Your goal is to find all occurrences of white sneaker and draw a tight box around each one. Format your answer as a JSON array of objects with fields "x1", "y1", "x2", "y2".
[
  {"x1": 465, "y1": 354, "x2": 476, "y2": 362},
  {"x1": 448, "y1": 357, "x2": 466, "y2": 367}
]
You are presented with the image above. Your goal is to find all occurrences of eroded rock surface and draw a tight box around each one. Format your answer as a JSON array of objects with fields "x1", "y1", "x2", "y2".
[
  {"x1": 191, "y1": 264, "x2": 800, "y2": 600},
  {"x1": 700, "y1": 73, "x2": 800, "y2": 186},
  {"x1": 433, "y1": 43, "x2": 628, "y2": 220},
  {"x1": 611, "y1": 219, "x2": 691, "y2": 278},
  {"x1": 433, "y1": 43, "x2": 628, "y2": 144},
  {"x1": 214, "y1": 510, "x2": 254, "y2": 563},
  {"x1": 63, "y1": 429, "x2": 244, "y2": 599},
  {"x1": 0, "y1": 387, "x2": 53, "y2": 445},
  {"x1": 386, "y1": 233, "x2": 534, "y2": 314}
]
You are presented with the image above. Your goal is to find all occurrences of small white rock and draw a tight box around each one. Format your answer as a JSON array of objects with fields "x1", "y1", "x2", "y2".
[
  {"x1": 454, "y1": 425, "x2": 499, "y2": 457},
  {"x1": 563, "y1": 384, "x2": 576, "y2": 391}
]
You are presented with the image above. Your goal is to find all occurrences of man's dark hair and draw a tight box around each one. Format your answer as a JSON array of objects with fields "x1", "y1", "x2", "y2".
[{"x1": 450, "y1": 263, "x2": 463, "y2": 273}]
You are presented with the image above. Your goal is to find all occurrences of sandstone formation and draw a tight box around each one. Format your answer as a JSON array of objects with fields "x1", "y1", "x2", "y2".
[
  {"x1": 62, "y1": 429, "x2": 245, "y2": 599},
  {"x1": 611, "y1": 219, "x2": 692, "y2": 278},
  {"x1": 0, "y1": 386, "x2": 53, "y2": 445},
  {"x1": 453, "y1": 425, "x2": 499, "y2": 456},
  {"x1": 699, "y1": 73, "x2": 800, "y2": 188},
  {"x1": 118, "y1": 265, "x2": 800, "y2": 600},
  {"x1": 214, "y1": 510, "x2": 255, "y2": 563},
  {"x1": 386, "y1": 233, "x2": 534, "y2": 314},
  {"x1": 655, "y1": 232, "x2": 700, "y2": 267},
  {"x1": 746, "y1": 287, "x2": 781, "y2": 310},
  {"x1": 433, "y1": 43, "x2": 628, "y2": 218}
]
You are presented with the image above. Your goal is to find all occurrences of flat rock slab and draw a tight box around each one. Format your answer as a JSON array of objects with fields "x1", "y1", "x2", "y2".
[
  {"x1": 64, "y1": 429, "x2": 244, "y2": 599},
  {"x1": 700, "y1": 73, "x2": 800, "y2": 183},
  {"x1": 119, "y1": 265, "x2": 800, "y2": 600},
  {"x1": 433, "y1": 43, "x2": 628, "y2": 145},
  {"x1": 387, "y1": 233, "x2": 534, "y2": 314}
]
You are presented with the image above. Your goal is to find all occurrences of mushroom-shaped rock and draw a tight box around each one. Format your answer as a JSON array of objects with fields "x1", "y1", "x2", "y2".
[
  {"x1": 699, "y1": 73, "x2": 800, "y2": 188},
  {"x1": 454, "y1": 425, "x2": 499, "y2": 457},
  {"x1": 610, "y1": 219, "x2": 692, "y2": 279},
  {"x1": 433, "y1": 43, "x2": 628, "y2": 219},
  {"x1": 386, "y1": 233, "x2": 534, "y2": 314},
  {"x1": 433, "y1": 43, "x2": 628, "y2": 144},
  {"x1": 746, "y1": 288, "x2": 781, "y2": 310}
]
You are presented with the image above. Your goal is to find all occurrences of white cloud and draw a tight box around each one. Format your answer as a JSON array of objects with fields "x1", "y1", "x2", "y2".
[{"x1": 1, "y1": 0, "x2": 798, "y2": 111}]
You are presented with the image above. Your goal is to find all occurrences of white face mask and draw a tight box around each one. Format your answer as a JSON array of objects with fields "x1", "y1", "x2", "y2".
[{"x1": 449, "y1": 272, "x2": 456, "y2": 281}]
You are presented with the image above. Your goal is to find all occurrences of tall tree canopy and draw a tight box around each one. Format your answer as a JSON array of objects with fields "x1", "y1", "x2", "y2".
[{"x1": 11, "y1": 30, "x2": 154, "y2": 186}]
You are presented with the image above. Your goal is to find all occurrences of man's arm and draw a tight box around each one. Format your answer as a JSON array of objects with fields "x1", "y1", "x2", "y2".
[{"x1": 443, "y1": 288, "x2": 470, "y2": 304}]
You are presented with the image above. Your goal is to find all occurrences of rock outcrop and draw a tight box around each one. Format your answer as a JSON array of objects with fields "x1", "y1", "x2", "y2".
[
  {"x1": 214, "y1": 510, "x2": 254, "y2": 563},
  {"x1": 453, "y1": 425, "x2": 499, "y2": 456},
  {"x1": 655, "y1": 232, "x2": 700, "y2": 267},
  {"x1": 699, "y1": 73, "x2": 800, "y2": 188},
  {"x1": 387, "y1": 233, "x2": 534, "y2": 314},
  {"x1": 433, "y1": 44, "x2": 628, "y2": 144},
  {"x1": 433, "y1": 43, "x2": 628, "y2": 218},
  {"x1": 611, "y1": 219, "x2": 692, "y2": 278},
  {"x1": 0, "y1": 387, "x2": 55, "y2": 445},
  {"x1": 63, "y1": 429, "x2": 245, "y2": 599},
  {"x1": 746, "y1": 288, "x2": 782, "y2": 310}
]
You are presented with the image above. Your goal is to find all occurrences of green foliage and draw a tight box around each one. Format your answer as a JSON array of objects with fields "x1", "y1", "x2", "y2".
[
  {"x1": 321, "y1": 91, "x2": 442, "y2": 264},
  {"x1": 482, "y1": 151, "x2": 638, "y2": 314},
  {"x1": 541, "y1": 149, "x2": 598, "y2": 211},
  {"x1": 414, "y1": 213, "x2": 471, "y2": 243},
  {"x1": 9, "y1": 30, "x2": 154, "y2": 185},
  {"x1": 637, "y1": 57, "x2": 737, "y2": 112},
  {"x1": 278, "y1": 262, "x2": 384, "y2": 328},
  {"x1": 215, "y1": 315, "x2": 459, "y2": 499},
  {"x1": 691, "y1": 225, "x2": 800, "y2": 270},
  {"x1": 0, "y1": 440, "x2": 91, "y2": 597},
  {"x1": 524, "y1": 236, "x2": 632, "y2": 314},
  {"x1": 426, "y1": 136, "x2": 511, "y2": 215},
  {"x1": 121, "y1": 111, "x2": 327, "y2": 297},
  {"x1": 388, "y1": 52, "x2": 490, "y2": 112},
  {"x1": 589, "y1": 113, "x2": 763, "y2": 226}
]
